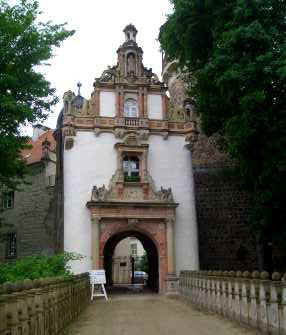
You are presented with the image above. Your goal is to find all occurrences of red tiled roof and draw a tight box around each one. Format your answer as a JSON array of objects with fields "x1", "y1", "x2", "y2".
[{"x1": 21, "y1": 130, "x2": 56, "y2": 165}]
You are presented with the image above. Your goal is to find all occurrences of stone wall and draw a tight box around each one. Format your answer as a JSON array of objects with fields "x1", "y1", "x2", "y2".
[
  {"x1": 179, "y1": 270, "x2": 286, "y2": 335},
  {"x1": 0, "y1": 162, "x2": 57, "y2": 260},
  {"x1": 0, "y1": 273, "x2": 89, "y2": 335},
  {"x1": 193, "y1": 168, "x2": 257, "y2": 270},
  {"x1": 162, "y1": 59, "x2": 258, "y2": 271}
]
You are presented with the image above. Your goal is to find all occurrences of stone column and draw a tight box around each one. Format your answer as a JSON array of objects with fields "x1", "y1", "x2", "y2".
[
  {"x1": 143, "y1": 88, "x2": 148, "y2": 118},
  {"x1": 95, "y1": 89, "x2": 100, "y2": 116},
  {"x1": 162, "y1": 94, "x2": 168, "y2": 119},
  {"x1": 116, "y1": 89, "x2": 121, "y2": 118},
  {"x1": 165, "y1": 217, "x2": 178, "y2": 294},
  {"x1": 120, "y1": 88, "x2": 124, "y2": 117},
  {"x1": 140, "y1": 91, "x2": 144, "y2": 118},
  {"x1": 91, "y1": 217, "x2": 101, "y2": 269},
  {"x1": 166, "y1": 218, "x2": 175, "y2": 274}
]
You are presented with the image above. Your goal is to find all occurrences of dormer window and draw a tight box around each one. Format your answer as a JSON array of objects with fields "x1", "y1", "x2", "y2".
[
  {"x1": 124, "y1": 98, "x2": 138, "y2": 118},
  {"x1": 123, "y1": 156, "x2": 140, "y2": 182}
]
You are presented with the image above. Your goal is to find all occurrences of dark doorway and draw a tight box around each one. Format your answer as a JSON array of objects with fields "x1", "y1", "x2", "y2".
[{"x1": 103, "y1": 230, "x2": 159, "y2": 292}]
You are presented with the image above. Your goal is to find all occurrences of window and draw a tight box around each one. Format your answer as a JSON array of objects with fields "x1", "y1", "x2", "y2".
[
  {"x1": 6, "y1": 232, "x2": 17, "y2": 258},
  {"x1": 131, "y1": 243, "x2": 137, "y2": 256},
  {"x1": 2, "y1": 191, "x2": 14, "y2": 209},
  {"x1": 46, "y1": 175, "x2": 56, "y2": 187},
  {"x1": 124, "y1": 98, "x2": 138, "y2": 118},
  {"x1": 123, "y1": 156, "x2": 140, "y2": 182}
]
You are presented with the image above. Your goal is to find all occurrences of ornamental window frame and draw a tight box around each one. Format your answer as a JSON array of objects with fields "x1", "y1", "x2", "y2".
[
  {"x1": 124, "y1": 98, "x2": 138, "y2": 118},
  {"x1": 123, "y1": 155, "x2": 140, "y2": 182}
]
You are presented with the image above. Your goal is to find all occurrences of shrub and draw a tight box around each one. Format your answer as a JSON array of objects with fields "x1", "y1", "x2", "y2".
[{"x1": 0, "y1": 252, "x2": 84, "y2": 284}]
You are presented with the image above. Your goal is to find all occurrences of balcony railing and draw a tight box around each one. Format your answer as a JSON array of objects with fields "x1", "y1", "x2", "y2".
[{"x1": 124, "y1": 118, "x2": 139, "y2": 127}]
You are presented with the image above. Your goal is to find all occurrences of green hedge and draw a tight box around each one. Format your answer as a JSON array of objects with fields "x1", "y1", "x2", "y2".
[{"x1": 0, "y1": 252, "x2": 83, "y2": 284}]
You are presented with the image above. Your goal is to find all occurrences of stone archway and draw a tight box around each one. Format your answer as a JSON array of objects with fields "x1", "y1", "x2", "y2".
[{"x1": 103, "y1": 228, "x2": 160, "y2": 292}]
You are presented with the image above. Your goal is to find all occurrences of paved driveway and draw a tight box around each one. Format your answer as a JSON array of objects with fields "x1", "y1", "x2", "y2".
[{"x1": 64, "y1": 294, "x2": 258, "y2": 335}]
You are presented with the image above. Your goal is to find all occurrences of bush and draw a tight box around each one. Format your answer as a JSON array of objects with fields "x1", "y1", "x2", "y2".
[{"x1": 0, "y1": 252, "x2": 83, "y2": 284}]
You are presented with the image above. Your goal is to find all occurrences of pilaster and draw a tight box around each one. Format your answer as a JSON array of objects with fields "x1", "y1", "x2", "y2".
[{"x1": 91, "y1": 217, "x2": 101, "y2": 269}]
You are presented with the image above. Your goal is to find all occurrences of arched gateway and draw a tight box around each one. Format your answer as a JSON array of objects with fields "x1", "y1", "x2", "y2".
[
  {"x1": 87, "y1": 184, "x2": 177, "y2": 292},
  {"x1": 59, "y1": 24, "x2": 199, "y2": 294},
  {"x1": 103, "y1": 229, "x2": 159, "y2": 291}
]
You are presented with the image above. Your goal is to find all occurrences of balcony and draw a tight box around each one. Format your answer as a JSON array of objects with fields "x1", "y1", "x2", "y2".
[{"x1": 124, "y1": 118, "x2": 140, "y2": 127}]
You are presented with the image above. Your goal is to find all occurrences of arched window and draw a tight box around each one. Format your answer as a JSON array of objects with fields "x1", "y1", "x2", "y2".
[
  {"x1": 123, "y1": 156, "x2": 140, "y2": 182},
  {"x1": 124, "y1": 98, "x2": 138, "y2": 118}
]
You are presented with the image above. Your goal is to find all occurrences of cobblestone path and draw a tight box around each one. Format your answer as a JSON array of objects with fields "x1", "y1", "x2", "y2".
[{"x1": 64, "y1": 294, "x2": 258, "y2": 335}]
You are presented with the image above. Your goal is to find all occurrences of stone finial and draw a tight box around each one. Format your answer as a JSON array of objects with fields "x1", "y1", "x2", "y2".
[
  {"x1": 242, "y1": 271, "x2": 251, "y2": 278},
  {"x1": 260, "y1": 271, "x2": 270, "y2": 280},
  {"x1": 252, "y1": 271, "x2": 260, "y2": 279},
  {"x1": 123, "y1": 24, "x2": 138, "y2": 42},
  {"x1": 229, "y1": 271, "x2": 235, "y2": 277},
  {"x1": 77, "y1": 82, "x2": 82, "y2": 96},
  {"x1": 236, "y1": 271, "x2": 242, "y2": 278},
  {"x1": 272, "y1": 272, "x2": 281, "y2": 281},
  {"x1": 23, "y1": 279, "x2": 33, "y2": 290}
]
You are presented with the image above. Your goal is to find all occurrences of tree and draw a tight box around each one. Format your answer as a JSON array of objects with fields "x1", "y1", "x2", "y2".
[
  {"x1": 138, "y1": 252, "x2": 149, "y2": 273},
  {"x1": 0, "y1": 0, "x2": 74, "y2": 190},
  {"x1": 159, "y1": 0, "x2": 286, "y2": 271}
]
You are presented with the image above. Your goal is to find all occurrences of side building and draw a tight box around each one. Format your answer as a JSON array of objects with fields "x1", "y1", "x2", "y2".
[{"x1": 0, "y1": 126, "x2": 57, "y2": 261}]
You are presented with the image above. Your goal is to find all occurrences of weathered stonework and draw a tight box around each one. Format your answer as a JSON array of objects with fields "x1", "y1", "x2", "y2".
[
  {"x1": 193, "y1": 170, "x2": 256, "y2": 270},
  {"x1": 162, "y1": 56, "x2": 258, "y2": 271},
  {"x1": 0, "y1": 130, "x2": 57, "y2": 260}
]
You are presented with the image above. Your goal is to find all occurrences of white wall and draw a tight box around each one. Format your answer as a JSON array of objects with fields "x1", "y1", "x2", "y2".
[
  {"x1": 64, "y1": 131, "x2": 199, "y2": 274},
  {"x1": 64, "y1": 132, "x2": 117, "y2": 273},
  {"x1": 100, "y1": 91, "x2": 116, "y2": 117},
  {"x1": 148, "y1": 135, "x2": 199, "y2": 273},
  {"x1": 148, "y1": 94, "x2": 163, "y2": 120}
]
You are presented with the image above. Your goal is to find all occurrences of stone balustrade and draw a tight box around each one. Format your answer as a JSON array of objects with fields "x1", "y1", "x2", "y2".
[
  {"x1": 0, "y1": 273, "x2": 90, "y2": 335},
  {"x1": 179, "y1": 270, "x2": 286, "y2": 334}
]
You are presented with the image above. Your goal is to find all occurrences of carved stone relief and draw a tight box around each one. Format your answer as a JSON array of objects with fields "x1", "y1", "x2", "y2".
[
  {"x1": 65, "y1": 137, "x2": 74, "y2": 150},
  {"x1": 91, "y1": 185, "x2": 108, "y2": 201},
  {"x1": 114, "y1": 128, "x2": 127, "y2": 139},
  {"x1": 122, "y1": 187, "x2": 144, "y2": 201},
  {"x1": 63, "y1": 126, "x2": 76, "y2": 137}
]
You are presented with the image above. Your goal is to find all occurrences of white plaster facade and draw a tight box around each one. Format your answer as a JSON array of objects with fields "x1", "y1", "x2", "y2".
[
  {"x1": 61, "y1": 25, "x2": 199, "y2": 282},
  {"x1": 64, "y1": 132, "x2": 117, "y2": 273},
  {"x1": 148, "y1": 135, "x2": 199, "y2": 272},
  {"x1": 64, "y1": 132, "x2": 199, "y2": 274}
]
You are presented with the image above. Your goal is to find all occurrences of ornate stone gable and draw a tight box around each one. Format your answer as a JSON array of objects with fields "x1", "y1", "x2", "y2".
[{"x1": 60, "y1": 24, "x2": 198, "y2": 150}]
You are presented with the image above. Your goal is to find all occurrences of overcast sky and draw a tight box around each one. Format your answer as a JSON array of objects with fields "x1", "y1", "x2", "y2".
[{"x1": 28, "y1": 0, "x2": 173, "y2": 133}]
